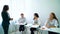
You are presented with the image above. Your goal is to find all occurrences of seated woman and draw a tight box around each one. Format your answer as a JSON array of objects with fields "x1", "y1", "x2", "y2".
[
  {"x1": 18, "y1": 13, "x2": 26, "y2": 32},
  {"x1": 45, "y1": 12, "x2": 59, "y2": 34},
  {"x1": 30, "y1": 13, "x2": 41, "y2": 34}
]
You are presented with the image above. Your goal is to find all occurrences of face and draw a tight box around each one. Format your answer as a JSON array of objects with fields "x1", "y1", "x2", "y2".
[
  {"x1": 49, "y1": 13, "x2": 54, "y2": 20},
  {"x1": 21, "y1": 14, "x2": 24, "y2": 18},
  {"x1": 34, "y1": 15, "x2": 37, "y2": 19}
]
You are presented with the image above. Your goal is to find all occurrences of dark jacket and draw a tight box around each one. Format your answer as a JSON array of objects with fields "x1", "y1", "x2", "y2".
[{"x1": 1, "y1": 11, "x2": 10, "y2": 26}]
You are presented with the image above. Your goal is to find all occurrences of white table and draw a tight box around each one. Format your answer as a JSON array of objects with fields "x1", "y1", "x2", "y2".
[
  {"x1": 15, "y1": 23, "x2": 26, "y2": 25},
  {"x1": 47, "y1": 28, "x2": 60, "y2": 33},
  {"x1": 39, "y1": 28, "x2": 60, "y2": 34},
  {"x1": 25, "y1": 24, "x2": 40, "y2": 28}
]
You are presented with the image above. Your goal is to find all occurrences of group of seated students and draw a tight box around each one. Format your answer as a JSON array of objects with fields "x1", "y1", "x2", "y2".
[
  {"x1": 1, "y1": 5, "x2": 59, "y2": 34},
  {"x1": 18, "y1": 12, "x2": 59, "y2": 34}
]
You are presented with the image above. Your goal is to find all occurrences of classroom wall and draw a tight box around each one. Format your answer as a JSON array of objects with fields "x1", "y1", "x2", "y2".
[
  {"x1": 0, "y1": 0, "x2": 60, "y2": 34},
  {"x1": 24, "y1": 0, "x2": 60, "y2": 26},
  {"x1": 0, "y1": 0, "x2": 60, "y2": 26}
]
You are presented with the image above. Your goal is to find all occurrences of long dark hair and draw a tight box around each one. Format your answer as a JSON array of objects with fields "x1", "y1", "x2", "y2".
[
  {"x1": 51, "y1": 12, "x2": 59, "y2": 27},
  {"x1": 2, "y1": 5, "x2": 9, "y2": 11},
  {"x1": 33, "y1": 13, "x2": 39, "y2": 20},
  {"x1": 51, "y1": 12, "x2": 58, "y2": 22}
]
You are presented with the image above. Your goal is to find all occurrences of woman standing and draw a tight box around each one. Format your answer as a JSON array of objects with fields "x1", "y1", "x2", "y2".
[{"x1": 1, "y1": 5, "x2": 13, "y2": 34}]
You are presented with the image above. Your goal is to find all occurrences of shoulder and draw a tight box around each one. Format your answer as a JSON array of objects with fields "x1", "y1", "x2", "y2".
[
  {"x1": 53, "y1": 19, "x2": 57, "y2": 22},
  {"x1": 38, "y1": 18, "x2": 42, "y2": 22},
  {"x1": 52, "y1": 19, "x2": 58, "y2": 23},
  {"x1": 1, "y1": 11, "x2": 6, "y2": 15}
]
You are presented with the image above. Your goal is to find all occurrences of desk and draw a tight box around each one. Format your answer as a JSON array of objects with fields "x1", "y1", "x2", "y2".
[
  {"x1": 25, "y1": 24, "x2": 39, "y2": 28},
  {"x1": 47, "y1": 28, "x2": 60, "y2": 33},
  {"x1": 39, "y1": 27, "x2": 60, "y2": 34},
  {"x1": 15, "y1": 23, "x2": 26, "y2": 25}
]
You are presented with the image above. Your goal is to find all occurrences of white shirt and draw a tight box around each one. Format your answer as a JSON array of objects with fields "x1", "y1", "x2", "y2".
[
  {"x1": 18, "y1": 17, "x2": 26, "y2": 24},
  {"x1": 33, "y1": 18, "x2": 41, "y2": 26},
  {"x1": 45, "y1": 19, "x2": 58, "y2": 28}
]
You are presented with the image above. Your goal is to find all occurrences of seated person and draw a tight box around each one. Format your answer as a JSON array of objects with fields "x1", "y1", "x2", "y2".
[
  {"x1": 45, "y1": 12, "x2": 59, "y2": 34},
  {"x1": 18, "y1": 13, "x2": 26, "y2": 32},
  {"x1": 30, "y1": 13, "x2": 41, "y2": 34}
]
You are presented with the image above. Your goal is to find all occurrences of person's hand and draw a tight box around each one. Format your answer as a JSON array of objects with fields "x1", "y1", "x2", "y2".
[
  {"x1": 33, "y1": 24, "x2": 39, "y2": 25},
  {"x1": 42, "y1": 28, "x2": 45, "y2": 29},
  {"x1": 10, "y1": 18, "x2": 13, "y2": 20},
  {"x1": 46, "y1": 24, "x2": 50, "y2": 28},
  {"x1": 46, "y1": 26, "x2": 50, "y2": 28},
  {"x1": 33, "y1": 24, "x2": 36, "y2": 25}
]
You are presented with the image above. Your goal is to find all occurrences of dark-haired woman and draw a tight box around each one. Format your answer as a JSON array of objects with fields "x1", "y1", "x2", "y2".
[
  {"x1": 45, "y1": 12, "x2": 59, "y2": 34},
  {"x1": 30, "y1": 13, "x2": 41, "y2": 34},
  {"x1": 1, "y1": 5, "x2": 13, "y2": 34}
]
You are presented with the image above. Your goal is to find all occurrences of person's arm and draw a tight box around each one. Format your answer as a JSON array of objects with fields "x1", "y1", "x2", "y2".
[
  {"x1": 18, "y1": 18, "x2": 21, "y2": 23},
  {"x1": 18, "y1": 18, "x2": 27, "y2": 24},
  {"x1": 45, "y1": 22, "x2": 55, "y2": 28},
  {"x1": 7, "y1": 13, "x2": 13, "y2": 20},
  {"x1": 54, "y1": 20, "x2": 58, "y2": 28},
  {"x1": 46, "y1": 23, "x2": 50, "y2": 28},
  {"x1": 48, "y1": 25, "x2": 57, "y2": 28},
  {"x1": 45, "y1": 19, "x2": 50, "y2": 28},
  {"x1": 49, "y1": 20, "x2": 58, "y2": 28},
  {"x1": 38, "y1": 19, "x2": 42, "y2": 28},
  {"x1": 24, "y1": 18, "x2": 27, "y2": 25},
  {"x1": 6, "y1": 12, "x2": 13, "y2": 21},
  {"x1": 38, "y1": 19, "x2": 41, "y2": 25},
  {"x1": 46, "y1": 20, "x2": 58, "y2": 28},
  {"x1": 2, "y1": 12, "x2": 12, "y2": 21},
  {"x1": 34, "y1": 19, "x2": 41, "y2": 25}
]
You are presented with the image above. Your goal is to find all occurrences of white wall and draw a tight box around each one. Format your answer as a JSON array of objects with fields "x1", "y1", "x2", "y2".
[
  {"x1": 0, "y1": 0, "x2": 60, "y2": 26},
  {"x1": 0, "y1": 0, "x2": 60, "y2": 34}
]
